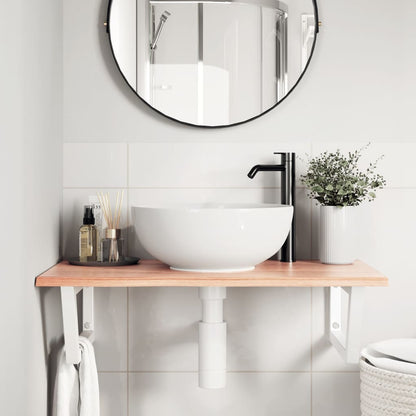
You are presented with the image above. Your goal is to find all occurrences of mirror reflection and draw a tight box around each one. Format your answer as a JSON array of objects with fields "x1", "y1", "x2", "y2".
[{"x1": 108, "y1": 0, "x2": 318, "y2": 126}]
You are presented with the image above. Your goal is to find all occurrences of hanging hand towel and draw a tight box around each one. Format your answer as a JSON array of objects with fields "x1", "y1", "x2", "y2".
[
  {"x1": 53, "y1": 336, "x2": 100, "y2": 416},
  {"x1": 78, "y1": 337, "x2": 100, "y2": 416},
  {"x1": 52, "y1": 346, "x2": 80, "y2": 416}
]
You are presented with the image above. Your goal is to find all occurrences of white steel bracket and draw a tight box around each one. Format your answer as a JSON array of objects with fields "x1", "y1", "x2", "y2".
[
  {"x1": 60, "y1": 287, "x2": 95, "y2": 364},
  {"x1": 326, "y1": 287, "x2": 365, "y2": 364},
  {"x1": 58, "y1": 285, "x2": 364, "y2": 369}
]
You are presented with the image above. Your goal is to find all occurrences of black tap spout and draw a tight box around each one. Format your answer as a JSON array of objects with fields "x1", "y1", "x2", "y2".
[{"x1": 247, "y1": 164, "x2": 285, "y2": 179}]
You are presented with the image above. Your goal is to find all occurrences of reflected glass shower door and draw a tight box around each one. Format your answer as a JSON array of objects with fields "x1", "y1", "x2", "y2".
[
  {"x1": 147, "y1": 1, "x2": 288, "y2": 126},
  {"x1": 149, "y1": 3, "x2": 199, "y2": 124}
]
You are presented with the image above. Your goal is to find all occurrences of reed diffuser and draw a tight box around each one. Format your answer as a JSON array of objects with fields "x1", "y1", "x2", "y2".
[{"x1": 97, "y1": 191, "x2": 124, "y2": 262}]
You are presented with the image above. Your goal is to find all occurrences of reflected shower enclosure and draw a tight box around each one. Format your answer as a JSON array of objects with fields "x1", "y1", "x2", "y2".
[{"x1": 109, "y1": 0, "x2": 315, "y2": 126}]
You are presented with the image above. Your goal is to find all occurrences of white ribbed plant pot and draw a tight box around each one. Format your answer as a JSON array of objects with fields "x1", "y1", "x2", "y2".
[{"x1": 319, "y1": 206, "x2": 357, "y2": 265}]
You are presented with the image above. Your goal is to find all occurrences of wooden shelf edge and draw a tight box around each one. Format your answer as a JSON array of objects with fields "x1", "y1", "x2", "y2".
[
  {"x1": 35, "y1": 260, "x2": 388, "y2": 288},
  {"x1": 36, "y1": 280, "x2": 388, "y2": 288}
]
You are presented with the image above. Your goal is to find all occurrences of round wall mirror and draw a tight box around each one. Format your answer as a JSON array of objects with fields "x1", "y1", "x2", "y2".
[{"x1": 107, "y1": 0, "x2": 319, "y2": 127}]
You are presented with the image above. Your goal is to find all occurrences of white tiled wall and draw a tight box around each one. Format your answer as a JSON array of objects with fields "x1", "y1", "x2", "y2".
[
  {"x1": 62, "y1": 141, "x2": 415, "y2": 415},
  {"x1": 99, "y1": 373, "x2": 128, "y2": 416},
  {"x1": 312, "y1": 373, "x2": 360, "y2": 416},
  {"x1": 129, "y1": 373, "x2": 311, "y2": 415}
]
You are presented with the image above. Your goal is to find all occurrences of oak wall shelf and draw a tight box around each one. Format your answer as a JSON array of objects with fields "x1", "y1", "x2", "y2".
[
  {"x1": 36, "y1": 259, "x2": 388, "y2": 288},
  {"x1": 36, "y1": 260, "x2": 388, "y2": 388}
]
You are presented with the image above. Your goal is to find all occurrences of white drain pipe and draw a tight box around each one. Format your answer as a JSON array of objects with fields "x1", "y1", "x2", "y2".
[{"x1": 198, "y1": 287, "x2": 227, "y2": 389}]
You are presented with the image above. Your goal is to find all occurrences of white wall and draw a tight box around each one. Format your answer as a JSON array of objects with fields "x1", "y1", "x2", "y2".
[
  {"x1": 0, "y1": 0, "x2": 63, "y2": 415},
  {"x1": 64, "y1": 0, "x2": 415, "y2": 142},
  {"x1": 286, "y1": 0, "x2": 315, "y2": 88},
  {"x1": 61, "y1": 0, "x2": 416, "y2": 415}
]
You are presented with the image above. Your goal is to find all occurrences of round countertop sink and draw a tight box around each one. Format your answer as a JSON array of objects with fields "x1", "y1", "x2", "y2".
[{"x1": 132, "y1": 203, "x2": 293, "y2": 273}]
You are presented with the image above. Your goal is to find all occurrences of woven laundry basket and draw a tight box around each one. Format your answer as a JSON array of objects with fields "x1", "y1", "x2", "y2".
[{"x1": 361, "y1": 359, "x2": 416, "y2": 416}]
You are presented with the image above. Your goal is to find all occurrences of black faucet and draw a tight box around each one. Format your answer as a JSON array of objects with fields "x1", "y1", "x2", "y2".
[{"x1": 247, "y1": 152, "x2": 296, "y2": 262}]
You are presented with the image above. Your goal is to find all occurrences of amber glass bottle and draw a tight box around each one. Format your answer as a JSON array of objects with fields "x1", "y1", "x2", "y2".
[{"x1": 79, "y1": 205, "x2": 97, "y2": 262}]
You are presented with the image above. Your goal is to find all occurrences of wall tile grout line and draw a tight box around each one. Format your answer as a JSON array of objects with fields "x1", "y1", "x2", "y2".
[
  {"x1": 126, "y1": 289, "x2": 129, "y2": 416},
  {"x1": 309, "y1": 141, "x2": 314, "y2": 416},
  {"x1": 103, "y1": 370, "x2": 360, "y2": 374},
  {"x1": 98, "y1": 371, "x2": 129, "y2": 373},
  {"x1": 97, "y1": 370, "x2": 360, "y2": 374},
  {"x1": 63, "y1": 186, "x2": 288, "y2": 190},
  {"x1": 126, "y1": 142, "x2": 130, "y2": 255},
  {"x1": 310, "y1": 287, "x2": 313, "y2": 416},
  {"x1": 62, "y1": 185, "x2": 415, "y2": 190},
  {"x1": 126, "y1": 142, "x2": 130, "y2": 416}
]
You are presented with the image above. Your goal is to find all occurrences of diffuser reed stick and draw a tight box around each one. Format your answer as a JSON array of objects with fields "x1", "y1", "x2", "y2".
[{"x1": 97, "y1": 190, "x2": 124, "y2": 229}]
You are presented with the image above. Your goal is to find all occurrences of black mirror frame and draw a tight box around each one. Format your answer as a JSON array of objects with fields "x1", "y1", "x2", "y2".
[{"x1": 106, "y1": 0, "x2": 319, "y2": 129}]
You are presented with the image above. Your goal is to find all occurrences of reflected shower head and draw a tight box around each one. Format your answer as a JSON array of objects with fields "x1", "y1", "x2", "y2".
[
  {"x1": 150, "y1": 10, "x2": 171, "y2": 50},
  {"x1": 161, "y1": 10, "x2": 171, "y2": 21}
]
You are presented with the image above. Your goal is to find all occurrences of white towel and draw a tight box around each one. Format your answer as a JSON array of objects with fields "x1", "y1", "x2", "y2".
[
  {"x1": 78, "y1": 337, "x2": 100, "y2": 416},
  {"x1": 362, "y1": 347, "x2": 416, "y2": 375},
  {"x1": 362, "y1": 338, "x2": 416, "y2": 376},
  {"x1": 53, "y1": 336, "x2": 100, "y2": 416},
  {"x1": 368, "y1": 338, "x2": 416, "y2": 364}
]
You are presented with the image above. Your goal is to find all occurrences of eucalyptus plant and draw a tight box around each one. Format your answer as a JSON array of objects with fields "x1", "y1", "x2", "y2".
[{"x1": 300, "y1": 144, "x2": 386, "y2": 206}]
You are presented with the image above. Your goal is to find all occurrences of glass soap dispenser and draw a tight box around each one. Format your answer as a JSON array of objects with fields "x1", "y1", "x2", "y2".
[{"x1": 79, "y1": 205, "x2": 98, "y2": 262}]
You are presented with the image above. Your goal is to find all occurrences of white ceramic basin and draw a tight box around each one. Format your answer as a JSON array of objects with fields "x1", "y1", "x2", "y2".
[{"x1": 133, "y1": 203, "x2": 293, "y2": 272}]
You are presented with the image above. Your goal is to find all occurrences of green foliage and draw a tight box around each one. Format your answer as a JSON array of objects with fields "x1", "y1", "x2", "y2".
[{"x1": 300, "y1": 144, "x2": 386, "y2": 206}]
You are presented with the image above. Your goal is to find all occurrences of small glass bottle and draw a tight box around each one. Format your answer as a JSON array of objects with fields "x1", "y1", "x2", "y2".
[
  {"x1": 102, "y1": 228, "x2": 124, "y2": 262},
  {"x1": 79, "y1": 205, "x2": 98, "y2": 262}
]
